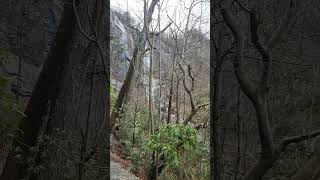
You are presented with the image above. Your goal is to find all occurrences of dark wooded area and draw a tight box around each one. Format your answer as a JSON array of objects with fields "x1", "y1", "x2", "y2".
[{"x1": 211, "y1": 0, "x2": 320, "y2": 179}]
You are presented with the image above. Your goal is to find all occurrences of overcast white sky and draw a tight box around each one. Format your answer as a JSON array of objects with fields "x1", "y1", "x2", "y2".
[{"x1": 110, "y1": 0, "x2": 209, "y2": 35}]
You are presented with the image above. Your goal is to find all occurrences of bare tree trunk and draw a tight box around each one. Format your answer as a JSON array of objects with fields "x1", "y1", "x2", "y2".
[
  {"x1": 41, "y1": 1, "x2": 109, "y2": 179},
  {"x1": 110, "y1": 47, "x2": 138, "y2": 133},
  {"x1": 157, "y1": 3, "x2": 162, "y2": 128},
  {"x1": 148, "y1": 36, "x2": 155, "y2": 134},
  {"x1": 210, "y1": 25, "x2": 224, "y2": 180},
  {"x1": 110, "y1": 0, "x2": 160, "y2": 134},
  {"x1": 2, "y1": 1, "x2": 109, "y2": 179},
  {"x1": 1, "y1": 2, "x2": 76, "y2": 179},
  {"x1": 175, "y1": 73, "x2": 180, "y2": 123},
  {"x1": 167, "y1": 76, "x2": 174, "y2": 123},
  {"x1": 167, "y1": 53, "x2": 176, "y2": 124},
  {"x1": 179, "y1": 64, "x2": 209, "y2": 125},
  {"x1": 220, "y1": 0, "x2": 320, "y2": 179},
  {"x1": 183, "y1": 89, "x2": 186, "y2": 122},
  {"x1": 132, "y1": 82, "x2": 140, "y2": 148},
  {"x1": 235, "y1": 88, "x2": 242, "y2": 180}
]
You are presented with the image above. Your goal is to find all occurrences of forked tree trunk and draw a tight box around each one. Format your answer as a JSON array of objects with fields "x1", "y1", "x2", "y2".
[{"x1": 221, "y1": 0, "x2": 320, "y2": 179}]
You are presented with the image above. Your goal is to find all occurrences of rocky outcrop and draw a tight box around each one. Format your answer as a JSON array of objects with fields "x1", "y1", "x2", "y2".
[
  {"x1": 0, "y1": 0, "x2": 61, "y2": 65},
  {"x1": 0, "y1": 0, "x2": 61, "y2": 94},
  {"x1": 110, "y1": 10, "x2": 134, "y2": 89},
  {"x1": 0, "y1": 2, "x2": 138, "y2": 97},
  {"x1": 0, "y1": 1, "x2": 136, "y2": 95},
  {"x1": 0, "y1": 0, "x2": 159, "y2": 104}
]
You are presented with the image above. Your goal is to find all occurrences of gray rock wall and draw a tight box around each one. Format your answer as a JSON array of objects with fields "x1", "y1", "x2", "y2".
[{"x1": 0, "y1": 0, "x2": 61, "y2": 94}]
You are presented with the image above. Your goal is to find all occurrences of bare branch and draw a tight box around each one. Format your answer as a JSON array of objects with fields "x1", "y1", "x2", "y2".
[
  {"x1": 266, "y1": 0, "x2": 293, "y2": 50},
  {"x1": 73, "y1": 0, "x2": 95, "y2": 42},
  {"x1": 197, "y1": 103, "x2": 209, "y2": 109},
  {"x1": 187, "y1": 65, "x2": 195, "y2": 91},
  {"x1": 150, "y1": 22, "x2": 173, "y2": 36},
  {"x1": 73, "y1": 0, "x2": 109, "y2": 84},
  {"x1": 220, "y1": 4, "x2": 257, "y2": 102},
  {"x1": 234, "y1": 0, "x2": 251, "y2": 13},
  {"x1": 147, "y1": 0, "x2": 160, "y2": 25},
  {"x1": 178, "y1": 63, "x2": 195, "y2": 111},
  {"x1": 280, "y1": 129, "x2": 320, "y2": 150},
  {"x1": 249, "y1": 11, "x2": 271, "y2": 92}
]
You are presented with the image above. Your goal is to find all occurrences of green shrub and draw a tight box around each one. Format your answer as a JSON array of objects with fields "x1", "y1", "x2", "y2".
[{"x1": 147, "y1": 124, "x2": 209, "y2": 179}]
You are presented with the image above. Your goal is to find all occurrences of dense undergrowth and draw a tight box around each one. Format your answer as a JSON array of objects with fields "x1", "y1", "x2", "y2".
[{"x1": 111, "y1": 90, "x2": 209, "y2": 179}]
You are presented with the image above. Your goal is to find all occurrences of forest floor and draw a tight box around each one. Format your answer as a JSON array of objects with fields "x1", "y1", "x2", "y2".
[
  {"x1": 0, "y1": 140, "x2": 140, "y2": 179},
  {"x1": 111, "y1": 153, "x2": 140, "y2": 180},
  {"x1": 1, "y1": 150, "x2": 140, "y2": 180},
  {"x1": 110, "y1": 134, "x2": 143, "y2": 180}
]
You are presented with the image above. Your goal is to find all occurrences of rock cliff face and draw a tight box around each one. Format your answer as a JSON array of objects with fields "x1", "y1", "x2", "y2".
[
  {"x1": 0, "y1": 1, "x2": 135, "y2": 95},
  {"x1": 0, "y1": 0, "x2": 61, "y2": 65},
  {"x1": 0, "y1": 0, "x2": 61, "y2": 94},
  {"x1": 0, "y1": 0, "x2": 161, "y2": 103},
  {"x1": 110, "y1": 10, "x2": 134, "y2": 90}
]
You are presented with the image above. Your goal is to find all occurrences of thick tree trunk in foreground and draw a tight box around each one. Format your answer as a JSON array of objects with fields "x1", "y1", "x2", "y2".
[
  {"x1": 41, "y1": 0, "x2": 109, "y2": 179},
  {"x1": 211, "y1": 61, "x2": 223, "y2": 180},
  {"x1": 1, "y1": 2, "x2": 76, "y2": 179},
  {"x1": 211, "y1": 26, "x2": 224, "y2": 180},
  {"x1": 1, "y1": 0, "x2": 109, "y2": 179}
]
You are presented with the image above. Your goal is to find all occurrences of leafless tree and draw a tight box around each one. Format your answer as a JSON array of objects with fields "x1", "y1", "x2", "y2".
[{"x1": 219, "y1": 0, "x2": 320, "y2": 179}]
